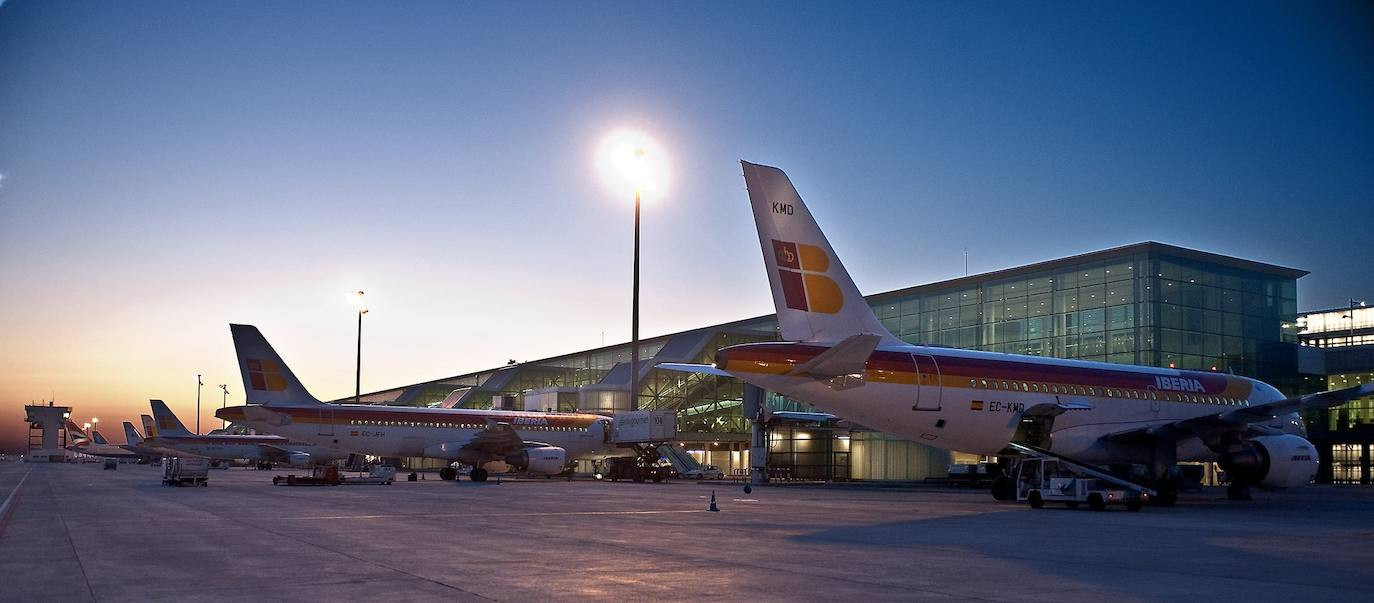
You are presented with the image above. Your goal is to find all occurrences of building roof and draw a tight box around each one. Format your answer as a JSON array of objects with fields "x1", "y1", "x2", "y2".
[{"x1": 868, "y1": 241, "x2": 1307, "y2": 304}]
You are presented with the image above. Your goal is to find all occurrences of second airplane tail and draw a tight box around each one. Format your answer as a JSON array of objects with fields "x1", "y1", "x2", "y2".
[
  {"x1": 741, "y1": 161, "x2": 901, "y2": 346},
  {"x1": 230, "y1": 324, "x2": 325, "y2": 407},
  {"x1": 150, "y1": 400, "x2": 194, "y2": 436},
  {"x1": 123, "y1": 421, "x2": 144, "y2": 445}
]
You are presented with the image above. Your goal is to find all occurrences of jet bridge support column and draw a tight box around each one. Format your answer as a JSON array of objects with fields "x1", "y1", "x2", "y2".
[{"x1": 744, "y1": 385, "x2": 768, "y2": 484}]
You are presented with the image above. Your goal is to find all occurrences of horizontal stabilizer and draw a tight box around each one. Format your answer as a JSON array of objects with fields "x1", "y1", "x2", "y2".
[{"x1": 785, "y1": 334, "x2": 880, "y2": 378}]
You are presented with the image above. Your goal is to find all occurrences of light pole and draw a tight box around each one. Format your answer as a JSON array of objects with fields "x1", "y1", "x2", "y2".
[
  {"x1": 195, "y1": 373, "x2": 203, "y2": 434},
  {"x1": 219, "y1": 384, "x2": 229, "y2": 429},
  {"x1": 350, "y1": 290, "x2": 368, "y2": 404},
  {"x1": 597, "y1": 130, "x2": 667, "y2": 411},
  {"x1": 91, "y1": 417, "x2": 98, "y2": 440}
]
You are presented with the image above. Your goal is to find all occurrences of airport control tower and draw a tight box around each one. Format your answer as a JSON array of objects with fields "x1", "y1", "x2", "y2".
[{"x1": 25, "y1": 402, "x2": 74, "y2": 462}]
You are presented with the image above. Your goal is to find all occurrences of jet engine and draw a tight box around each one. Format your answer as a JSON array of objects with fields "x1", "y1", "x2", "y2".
[
  {"x1": 504, "y1": 446, "x2": 567, "y2": 475},
  {"x1": 1218, "y1": 434, "x2": 1318, "y2": 489},
  {"x1": 286, "y1": 452, "x2": 311, "y2": 467}
]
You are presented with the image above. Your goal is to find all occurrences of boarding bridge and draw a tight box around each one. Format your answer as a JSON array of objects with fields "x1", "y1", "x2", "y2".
[
  {"x1": 657, "y1": 444, "x2": 706, "y2": 476},
  {"x1": 1006, "y1": 442, "x2": 1157, "y2": 498}
]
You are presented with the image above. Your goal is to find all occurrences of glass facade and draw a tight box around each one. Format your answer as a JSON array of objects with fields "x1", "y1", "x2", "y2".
[{"x1": 870, "y1": 252, "x2": 1299, "y2": 379}]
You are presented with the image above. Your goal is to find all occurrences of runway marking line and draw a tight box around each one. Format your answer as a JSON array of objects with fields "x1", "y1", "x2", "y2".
[{"x1": 0, "y1": 469, "x2": 33, "y2": 542}]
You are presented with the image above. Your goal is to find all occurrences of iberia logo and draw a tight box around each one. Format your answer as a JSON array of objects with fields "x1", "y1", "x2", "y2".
[
  {"x1": 247, "y1": 358, "x2": 288, "y2": 391},
  {"x1": 772, "y1": 239, "x2": 843, "y2": 313}
]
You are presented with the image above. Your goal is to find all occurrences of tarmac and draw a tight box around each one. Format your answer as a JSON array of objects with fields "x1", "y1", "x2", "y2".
[{"x1": 1, "y1": 461, "x2": 1371, "y2": 602}]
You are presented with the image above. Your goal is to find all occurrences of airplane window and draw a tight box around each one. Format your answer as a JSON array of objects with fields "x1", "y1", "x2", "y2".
[
  {"x1": 980, "y1": 379, "x2": 988, "y2": 388},
  {"x1": 1030, "y1": 383, "x2": 1038, "y2": 392},
  {"x1": 1001, "y1": 381, "x2": 1009, "y2": 390},
  {"x1": 970, "y1": 379, "x2": 977, "y2": 388}
]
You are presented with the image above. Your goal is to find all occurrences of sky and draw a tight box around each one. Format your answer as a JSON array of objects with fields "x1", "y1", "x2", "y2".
[{"x1": 1, "y1": 1, "x2": 1371, "y2": 453}]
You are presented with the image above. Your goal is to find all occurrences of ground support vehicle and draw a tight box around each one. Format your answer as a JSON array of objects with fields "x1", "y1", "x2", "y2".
[
  {"x1": 1016, "y1": 457, "x2": 1149, "y2": 511},
  {"x1": 162, "y1": 457, "x2": 209, "y2": 486},
  {"x1": 340, "y1": 465, "x2": 396, "y2": 486},
  {"x1": 273, "y1": 465, "x2": 341, "y2": 486}
]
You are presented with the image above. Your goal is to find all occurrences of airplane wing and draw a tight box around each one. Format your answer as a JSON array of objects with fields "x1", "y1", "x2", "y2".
[
  {"x1": 423, "y1": 420, "x2": 536, "y2": 462},
  {"x1": 657, "y1": 363, "x2": 731, "y2": 377},
  {"x1": 1106, "y1": 383, "x2": 1374, "y2": 442}
]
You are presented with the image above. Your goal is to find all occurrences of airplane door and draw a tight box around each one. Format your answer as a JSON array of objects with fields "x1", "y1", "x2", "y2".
[
  {"x1": 318, "y1": 408, "x2": 334, "y2": 436},
  {"x1": 911, "y1": 354, "x2": 943, "y2": 411}
]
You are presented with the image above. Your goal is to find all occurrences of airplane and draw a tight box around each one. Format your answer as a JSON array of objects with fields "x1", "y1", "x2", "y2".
[
  {"x1": 119, "y1": 421, "x2": 167, "y2": 461},
  {"x1": 64, "y1": 422, "x2": 141, "y2": 460},
  {"x1": 216, "y1": 324, "x2": 632, "y2": 481},
  {"x1": 146, "y1": 399, "x2": 350, "y2": 468},
  {"x1": 660, "y1": 160, "x2": 1373, "y2": 505}
]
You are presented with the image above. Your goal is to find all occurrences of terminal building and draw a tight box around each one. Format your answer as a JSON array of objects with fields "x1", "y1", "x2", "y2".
[
  {"x1": 1297, "y1": 301, "x2": 1374, "y2": 484},
  {"x1": 341, "y1": 241, "x2": 1369, "y2": 483}
]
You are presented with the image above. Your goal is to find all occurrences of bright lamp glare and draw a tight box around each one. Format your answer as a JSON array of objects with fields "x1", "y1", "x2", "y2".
[{"x1": 596, "y1": 129, "x2": 669, "y2": 198}]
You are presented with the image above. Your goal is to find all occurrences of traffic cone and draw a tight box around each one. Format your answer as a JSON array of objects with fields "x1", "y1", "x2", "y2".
[{"x1": 709, "y1": 490, "x2": 719, "y2": 512}]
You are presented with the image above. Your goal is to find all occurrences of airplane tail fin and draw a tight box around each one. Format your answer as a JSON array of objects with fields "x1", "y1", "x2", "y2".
[
  {"x1": 140, "y1": 414, "x2": 158, "y2": 438},
  {"x1": 229, "y1": 324, "x2": 325, "y2": 407},
  {"x1": 67, "y1": 420, "x2": 89, "y2": 441},
  {"x1": 740, "y1": 161, "x2": 901, "y2": 345},
  {"x1": 149, "y1": 400, "x2": 194, "y2": 436},
  {"x1": 123, "y1": 421, "x2": 144, "y2": 445},
  {"x1": 92, "y1": 430, "x2": 109, "y2": 445}
]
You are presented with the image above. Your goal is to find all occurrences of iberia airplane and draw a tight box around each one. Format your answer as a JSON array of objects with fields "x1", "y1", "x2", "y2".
[
  {"x1": 662, "y1": 161, "x2": 1372, "y2": 504},
  {"x1": 216, "y1": 324, "x2": 631, "y2": 481},
  {"x1": 147, "y1": 399, "x2": 350, "y2": 468}
]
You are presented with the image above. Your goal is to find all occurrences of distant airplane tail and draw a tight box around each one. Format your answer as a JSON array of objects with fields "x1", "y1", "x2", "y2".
[
  {"x1": 740, "y1": 160, "x2": 901, "y2": 345},
  {"x1": 67, "y1": 420, "x2": 89, "y2": 442},
  {"x1": 140, "y1": 414, "x2": 158, "y2": 438},
  {"x1": 230, "y1": 324, "x2": 325, "y2": 407},
  {"x1": 92, "y1": 430, "x2": 109, "y2": 445},
  {"x1": 123, "y1": 421, "x2": 144, "y2": 445},
  {"x1": 149, "y1": 400, "x2": 194, "y2": 436}
]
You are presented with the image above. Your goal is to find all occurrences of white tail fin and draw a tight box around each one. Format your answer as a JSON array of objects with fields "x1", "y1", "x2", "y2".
[
  {"x1": 149, "y1": 400, "x2": 193, "y2": 436},
  {"x1": 741, "y1": 161, "x2": 901, "y2": 345},
  {"x1": 230, "y1": 324, "x2": 324, "y2": 407},
  {"x1": 140, "y1": 414, "x2": 157, "y2": 438},
  {"x1": 123, "y1": 421, "x2": 144, "y2": 445},
  {"x1": 92, "y1": 431, "x2": 109, "y2": 445},
  {"x1": 67, "y1": 420, "x2": 89, "y2": 441}
]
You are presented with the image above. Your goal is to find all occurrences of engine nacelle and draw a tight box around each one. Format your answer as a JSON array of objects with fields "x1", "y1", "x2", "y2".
[
  {"x1": 505, "y1": 446, "x2": 567, "y2": 475},
  {"x1": 286, "y1": 452, "x2": 311, "y2": 467},
  {"x1": 1219, "y1": 434, "x2": 1318, "y2": 489}
]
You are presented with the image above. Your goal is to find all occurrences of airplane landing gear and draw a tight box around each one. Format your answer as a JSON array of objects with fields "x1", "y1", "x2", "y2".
[
  {"x1": 1151, "y1": 478, "x2": 1179, "y2": 507},
  {"x1": 1226, "y1": 482, "x2": 1252, "y2": 501},
  {"x1": 470, "y1": 467, "x2": 489, "y2": 482},
  {"x1": 438, "y1": 466, "x2": 457, "y2": 481}
]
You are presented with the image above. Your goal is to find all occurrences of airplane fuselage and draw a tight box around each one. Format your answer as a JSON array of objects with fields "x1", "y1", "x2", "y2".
[
  {"x1": 717, "y1": 341, "x2": 1300, "y2": 465},
  {"x1": 218, "y1": 404, "x2": 624, "y2": 464},
  {"x1": 144, "y1": 434, "x2": 344, "y2": 464}
]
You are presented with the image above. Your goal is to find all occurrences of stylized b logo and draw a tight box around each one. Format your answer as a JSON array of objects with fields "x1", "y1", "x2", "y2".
[
  {"x1": 247, "y1": 359, "x2": 288, "y2": 391},
  {"x1": 772, "y1": 239, "x2": 843, "y2": 313}
]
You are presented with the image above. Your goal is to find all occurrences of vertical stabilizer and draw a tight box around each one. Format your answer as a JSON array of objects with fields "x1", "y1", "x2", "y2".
[
  {"x1": 140, "y1": 414, "x2": 158, "y2": 438},
  {"x1": 229, "y1": 324, "x2": 325, "y2": 407},
  {"x1": 741, "y1": 161, "x2": 901, "y2": 345},
  {"x1": 92, "y1": 431, "x2": 109, "y2": 445},
  {"x1": 123, "y1": 421, "x2": 144, "y2": 445},
  {"x1": 149, "y1": 400, "x2": 194, "y2": 436}
]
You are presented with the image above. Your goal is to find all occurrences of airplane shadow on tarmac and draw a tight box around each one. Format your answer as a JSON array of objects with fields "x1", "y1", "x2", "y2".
[{"x1": 787, "y1": 493, "x2": 1374, "y2": 598}]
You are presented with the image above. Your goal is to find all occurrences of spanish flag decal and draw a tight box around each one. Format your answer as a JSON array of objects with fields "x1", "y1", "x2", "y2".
[{"x1": 970, "y1": 400, "x2": 984, "y2": 411}]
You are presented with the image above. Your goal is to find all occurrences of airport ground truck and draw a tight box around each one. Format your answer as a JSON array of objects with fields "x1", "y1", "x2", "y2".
[
  {"x1": 597, "y1": 410, "x2": 677, "y2": 483},
  {"x1": 162, "y1": 457, "x2": 209, "y2": 487},
  {"x1": 1015, "y1": 457, "x2": 1149, "y2": 511}
]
